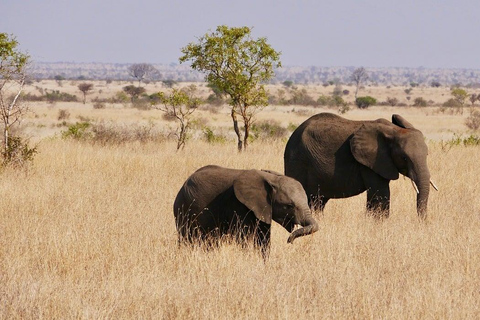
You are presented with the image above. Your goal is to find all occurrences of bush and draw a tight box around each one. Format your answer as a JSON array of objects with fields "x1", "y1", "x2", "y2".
[
  {"x1": 203, "y1": 127, "x2": 227, "y2": 144},
  {"x1": 386, "y1": 97, "x2": 399, "y2": 106},
  {"x1": 465, "y1": 110, "x2": 480, "y2": 131},
  {"x1": 91, "y1": 122, "x2": 165, "y2": 145},
  {"x1": 441, "y1": 133, "x2": 480, "y2": 149},
  {"x1": 355, "y1": 96, "x2": 377, "y2": 109},
  {"x1": 2, "y1": 136, "x2": 38, "y2": 168},
  {"x1": 413, "y1": 97, "x2": 428, "y2": 107},
  {"x1": 57, "y1": 109, "x2": 70, "y2": 121},
  {"x1": 61, "y1": 122, "x2": 92, "y2": 140},
  {"x1": 45, "y1": 90, "x2": 78, "y2": 102},
  {"x1": 317, "y1": 95, "x2": 331, "y2": 106},
  {"x1": 288, "y1": 88, "x2": 316, "y2": 106},
  {"x1": 250, "y1": 120, "x2": 288, "y2": 141},
  {"x1": 93, "y1": 102, "x2": 106, "y2": 109}
]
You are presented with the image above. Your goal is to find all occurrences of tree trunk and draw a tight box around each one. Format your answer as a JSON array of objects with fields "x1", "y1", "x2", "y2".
[
  {"x1": 243, "y1": 121, "x2": 250, "y2": 150},
  {"x1": 231, "y1": 108, "x2": 243, "y2": 151}
]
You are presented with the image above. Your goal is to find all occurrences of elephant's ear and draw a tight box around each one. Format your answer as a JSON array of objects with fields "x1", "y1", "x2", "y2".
[
  {"x1": 392, "y1": 114, "x2": 416, "y2": 129},
  {"x1": 350, "y1": 123, "x2": 399, "y2": 180},
  {"x1": 233, "y1": 170, "x2": 272, "y2": 224}
]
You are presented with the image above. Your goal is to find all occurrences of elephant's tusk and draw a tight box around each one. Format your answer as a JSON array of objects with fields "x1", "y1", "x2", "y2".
[
  {"x1": 411, "y1": 180, "x2": 420, "y2": 194},
  {"x1": 430, "y1": 179, "x2": 439, "y2": 191}
]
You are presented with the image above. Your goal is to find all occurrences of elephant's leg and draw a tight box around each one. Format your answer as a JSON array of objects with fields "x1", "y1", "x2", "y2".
[
  {"x1": 366, "y1": 184, "x2": 390, "y2": 218},
  {"x1": 254, "y1": 222, "x2": 271, "y2": 259},
  {"x1": 363, "y1": 170, "x2": 391, "y2": 217}
]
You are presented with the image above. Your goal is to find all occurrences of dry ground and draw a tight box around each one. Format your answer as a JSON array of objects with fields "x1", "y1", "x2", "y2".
[{"x1": 1, "y1": 82, "x2": 479, "y2": 318}]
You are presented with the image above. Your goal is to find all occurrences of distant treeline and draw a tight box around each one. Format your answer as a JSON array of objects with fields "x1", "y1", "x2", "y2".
[{"x1": 32, "y1": 62, "x2": 480, "y2": 87}]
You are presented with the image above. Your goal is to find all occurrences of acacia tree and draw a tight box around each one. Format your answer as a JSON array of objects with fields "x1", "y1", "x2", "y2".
[
  {"x1": 77, "y1": 82, "x2": 93, "y2": 104},
  {"x1": 128, "y1": 63, "x2": 158, "y2": 86},
  {"x1": 0, "y1": 33, "x2": 35, "y2": 166},
  {"x1": 350, "y1": 67, "x2": 369, "y2": 99},
  {"x1": 179, "y1": 25, "x2": 281, "y2": 151},
  {"x1": 153, "y1": 87, "x2": 201, "y2": 150},
  {"x1": 122, "y1": 85, "x2": 146, "y2": 103}
]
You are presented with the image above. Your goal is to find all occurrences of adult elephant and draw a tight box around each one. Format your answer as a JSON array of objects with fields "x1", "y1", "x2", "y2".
[
  {"x1": 284, "y1": 113, "x2": 437, "y2": 218},
  {"x1": 174, "y1": 165, "x2": 319, "y2": 256}
]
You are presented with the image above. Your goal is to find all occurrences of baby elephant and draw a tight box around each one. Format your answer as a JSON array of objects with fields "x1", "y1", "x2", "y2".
[{"x1": 174, "y1": 165, "x2": 319, "y2": 254}]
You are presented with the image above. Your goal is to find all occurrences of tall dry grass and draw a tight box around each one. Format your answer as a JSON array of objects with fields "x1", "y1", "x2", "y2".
[{"x1": 0, "y1": 134, "x2": 479, "y2": 319}]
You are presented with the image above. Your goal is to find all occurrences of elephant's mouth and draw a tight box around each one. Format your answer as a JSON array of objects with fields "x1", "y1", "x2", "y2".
[{"x1": 281, "y1": 218, "x2": 295, "y2": 233}]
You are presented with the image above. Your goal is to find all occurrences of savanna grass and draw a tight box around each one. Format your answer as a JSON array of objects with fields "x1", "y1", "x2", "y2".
[{"x1": 0, "y1": 119, "x2": 479, "y2": 318}]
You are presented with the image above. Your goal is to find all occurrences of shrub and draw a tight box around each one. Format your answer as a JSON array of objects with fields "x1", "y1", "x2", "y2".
[
  {"x1": 355, "y1": 96, "x2": 377, "y2": 109},
  {"x1": 386, "y1": 97, "x2": 399, "y2": 106},
  {"x1": 2, "y1": 136, "x2": 38, "y2": 168},
  {"x1": 93, "y1": 102, "x2": 106, "y2": 109},
  {"x1": 45, "y1": 90, "x2": 78, "y2": 102},
  {"x1": 61, "y1": 122, "x2": 92, "y2": 140},
  {"x1": 413, "y1": 97, "x2": 428, "y2": 107},
  {"x1": 203, "y1": 127, "x2": 227, "y2": 144},
  {"x1": 91, "y1": 122, "x2": 164, "y2": 145},
  {"x1": 441, "y1": 133, "x2": 480, "y2": 149},
  {"x1": 442, "y1": 98, "x2": 464, "y2": 114},
  {"x1": 465, "y1": 110, "x2": 480, "y2": 131},
  {"x1": 250, "y1": 120, "x2": 288, "y2": 141},
  {"x1": 317, "y1": 95, "x2": 331, "y2": 106},
  {"x1": 57, "y1": 109, "x2": 70, "y2": 121},
  {"x1": 289, "y1": 88, "x2": 316, "y2": 106}
]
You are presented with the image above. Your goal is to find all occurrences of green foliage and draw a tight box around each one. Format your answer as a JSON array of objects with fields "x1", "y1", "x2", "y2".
[
  {"x1": 249, "y1": 120, "x2": 288, "y2": 142},
  {"x1": 45, "y1": 90, "x2": 78, "y2": 102},
  {"x1": 179, "y1": 25, "x2": 281, "y2": 150},
  {"x1": 0, "y1": 33, "x2": 29, "y2": 79},
  {"x1": 289, "y1": 88, "x2": 316, "y2": 106},
  {"x1": 61, "y1": 122, "x2": 92, "y2": 140},
  {"x1": 203, "y1": 127, "x2": 227, "y2": 144},
  {"x1": 2, "y1": 136, "x2": 37, "y2": 168},
  {"x1": 441, "y1": 133, "x2": 480, "y2": 150},
  {"x1": 122, "y1": 85, "x2": 146, "y2": 102},
  {"x1": 154, "y1": 88, "x2": 201, "y2": 150},
  {"x1": 451, "y1": 88, "x2": 469, "y2": 106},
  {"x1": 355, "y1": 96, "x2": 377, "y2": 109}
]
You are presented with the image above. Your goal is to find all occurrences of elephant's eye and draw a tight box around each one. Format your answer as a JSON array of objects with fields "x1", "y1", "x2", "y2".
[{"x1": 283, "y1": 203, "x2": 295, "y2": 210}]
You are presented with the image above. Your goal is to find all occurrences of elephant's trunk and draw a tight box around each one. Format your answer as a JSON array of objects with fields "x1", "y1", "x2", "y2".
[
  {"x1": 415, "y1": 174, "x2": 431, "y2": 219},
  {"x1": 287, "y1": 212, "x2": 319, "y2": 243}
]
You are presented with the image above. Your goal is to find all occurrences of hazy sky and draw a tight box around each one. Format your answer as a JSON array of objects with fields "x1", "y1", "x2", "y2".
[{"x1": 2, "y1": 0, "x2": 479, "y2": 68}]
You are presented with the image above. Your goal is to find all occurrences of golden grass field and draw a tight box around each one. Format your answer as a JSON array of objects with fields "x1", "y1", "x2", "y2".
[{"x1": 1, "y1": 80, "x2": 479, "y2": 318}]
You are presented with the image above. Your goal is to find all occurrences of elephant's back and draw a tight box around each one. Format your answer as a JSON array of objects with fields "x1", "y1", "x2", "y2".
[{"x1": 174, "y1": 165, "x2": 241, "y2": 216}]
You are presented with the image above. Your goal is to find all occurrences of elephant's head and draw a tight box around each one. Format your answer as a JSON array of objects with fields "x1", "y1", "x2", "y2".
[
  {"x1": 233, "y1": 170, "x2": 319, "y2": 243},
  {"x1": 350, "y1": 114, "x2": 436, "y2": 218}
]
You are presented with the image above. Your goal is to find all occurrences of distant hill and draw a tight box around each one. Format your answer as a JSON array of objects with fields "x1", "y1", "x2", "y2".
[{"x1": 32, "y1": 62, "x2": 480, "y2": 87}]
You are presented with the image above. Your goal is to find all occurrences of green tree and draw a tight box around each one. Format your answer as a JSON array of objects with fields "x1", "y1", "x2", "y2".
[
  {"x1": 179, "y1": 25, "x2": 281, "y2": 151},
  {"x1": 122, "y1": 85, "x2": 146, "y2": 103},
  {"x1": 451, "y1": 88, "x2": 468, "y2": 105},
  {"x1": 0, "y1": 33, "x2": 35, "y2": 166},
  {"x1": 153, "y1": 88, "x2": 201, "y2": 150}
]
